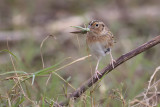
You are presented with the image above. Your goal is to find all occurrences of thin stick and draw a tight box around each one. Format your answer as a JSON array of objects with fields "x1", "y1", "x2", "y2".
[{"x1": 55, "y1": 35, "x2": 160, "y2": 106}]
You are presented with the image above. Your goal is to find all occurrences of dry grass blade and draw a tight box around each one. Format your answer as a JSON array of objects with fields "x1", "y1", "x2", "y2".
[
  {"x1": 46, "y1": 55, "x2": 91, "y2": 90},
  {"x1": 130, "y1": 66, "x2": 160, "y2": 107},
  {"x1": 52, "y1": 55, "x2": 91, "y2": 73},
  {"x1": 130, "y1": 99, "x2": 152, "y2": 107},
  {"x1": 53, "y1": 72, "x2": 76, "y2": 90},
  {"x1": 147, "y1": 66, "x2": 160, "y2": 94},
  {"x1": 40, "y1": 35, "x2": 56, "y2": 69}
]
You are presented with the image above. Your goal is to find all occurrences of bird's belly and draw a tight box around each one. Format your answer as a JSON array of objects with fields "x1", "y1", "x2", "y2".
[{"x1": 88, "y1": 42, "x2": 106, "y2": 58}]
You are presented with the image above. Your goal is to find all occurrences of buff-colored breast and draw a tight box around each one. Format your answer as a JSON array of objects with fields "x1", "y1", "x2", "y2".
[{"x1": 87, "y1": 31, "x2": 114, "y2": 48}]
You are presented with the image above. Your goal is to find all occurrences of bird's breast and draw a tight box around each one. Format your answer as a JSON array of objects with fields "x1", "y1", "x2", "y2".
[
  {"x1": 87, "y1": 35, "x2": 108, "y2": 43},
  {"x1": 88, "y1": 42, "x2": 106, "y2": 57},
  {"x1": 86, "y1": 35, "x2": 113, "y2": 58}
]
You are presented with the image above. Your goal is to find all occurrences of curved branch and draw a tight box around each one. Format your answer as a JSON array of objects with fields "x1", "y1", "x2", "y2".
[{"x1": 55, "y1": 35, "x2": 160, "y2": 106}]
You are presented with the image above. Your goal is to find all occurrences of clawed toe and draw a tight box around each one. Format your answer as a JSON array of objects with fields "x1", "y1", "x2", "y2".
[{"x1": 95, "y1": 70, "x2": 102, "y2": 79}]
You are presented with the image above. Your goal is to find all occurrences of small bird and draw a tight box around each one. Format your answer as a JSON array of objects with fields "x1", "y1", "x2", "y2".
[
  {"x1": 86, "y1": 20, "x2": 115, "y2": 79},
  {"x1": 70, "y1": 20, "x2": 116, "y2": 79}
]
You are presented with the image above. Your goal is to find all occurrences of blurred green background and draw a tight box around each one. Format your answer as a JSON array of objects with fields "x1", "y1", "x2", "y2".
[{"x1": 0, "y1": 0, "x2": 160, "y2": 106}]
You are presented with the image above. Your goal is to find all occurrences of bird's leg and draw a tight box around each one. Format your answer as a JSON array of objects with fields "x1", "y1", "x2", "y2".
[
  {"x1": 109, "y1": 50, "x2": 116, "y2": 68},
  {"x1": 95, "y1": 59, "x2": 102, "y2": 79}
]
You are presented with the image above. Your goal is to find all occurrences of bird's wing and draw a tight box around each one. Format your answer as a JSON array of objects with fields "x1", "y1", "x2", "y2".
[{"x1": 103, "y1": 30, "x2": 115, "y2": 48}]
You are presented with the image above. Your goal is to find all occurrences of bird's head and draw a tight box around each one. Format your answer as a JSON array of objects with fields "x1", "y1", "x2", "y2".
[{"x1": 88, "y1": 20, "x2": 106, "y2": 35}]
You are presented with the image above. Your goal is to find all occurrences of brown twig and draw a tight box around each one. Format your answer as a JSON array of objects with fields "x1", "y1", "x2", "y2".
[{"x1": 55, "y1": 35, "x2": 160, "y2": 106}]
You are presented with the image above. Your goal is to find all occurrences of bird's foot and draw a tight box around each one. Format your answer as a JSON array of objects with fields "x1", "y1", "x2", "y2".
[
  {"x1": 95, "y1": 70, "x2": 102, "y2": 79},
  {"x1": 110, "y1": 59, "x2": 116, "y2": 68}
]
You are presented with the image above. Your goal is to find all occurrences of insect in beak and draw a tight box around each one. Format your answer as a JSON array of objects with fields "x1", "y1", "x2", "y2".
[{"x1": 70, "y1": 26, "x2": 90, "y2": 34}]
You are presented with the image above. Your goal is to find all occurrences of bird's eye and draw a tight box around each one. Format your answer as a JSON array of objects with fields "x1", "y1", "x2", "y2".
[{"x1": 95, "y1": 24, "x2": 99, "y2": 27}]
